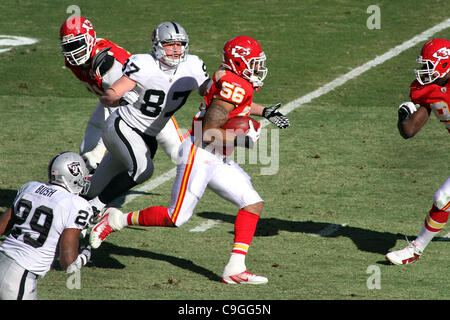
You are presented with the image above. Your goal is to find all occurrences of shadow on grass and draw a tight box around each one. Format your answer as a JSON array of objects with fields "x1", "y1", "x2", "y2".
[
  {"x1": 197, "y1": 211, "x2": 422, "y2": 257},
  {"x1": 89, "y1": 241, "x2": 221, "y2": 282},
  {"x1": 82, "y1": 210, "x2": 450, "y2": 273},
  {"x1": 0, "y1": 189, "x2": 17, "y2": 207}
]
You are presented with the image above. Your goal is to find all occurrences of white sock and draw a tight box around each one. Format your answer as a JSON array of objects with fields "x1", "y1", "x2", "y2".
[
  {"x1": 222, "y1": 253, "x2": 246, "y2": 277},
  {"x1": 106, "y1": 208, "x2": 126, "y2": 231},
  {"x1": 414, "y1": 225, "x2": 438, "y2": 252}
]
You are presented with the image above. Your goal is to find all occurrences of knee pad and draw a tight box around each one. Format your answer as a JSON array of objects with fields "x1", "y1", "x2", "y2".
[{"x1": 433, "y1": 187, "x2": 450, "y2": 211}]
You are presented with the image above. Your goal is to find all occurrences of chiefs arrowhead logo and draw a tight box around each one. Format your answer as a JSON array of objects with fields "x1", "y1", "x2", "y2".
[
  {"x1": 433, "y1": 47, "x2": 450, "y2": 59},
  {"x1": 231, "y1": 45, "x2": 250, "y2": 58}
]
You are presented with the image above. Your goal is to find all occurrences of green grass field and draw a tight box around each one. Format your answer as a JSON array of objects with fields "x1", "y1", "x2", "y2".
[{"x1": 2, "y1": 0, "x2": 450, "y2": 304}]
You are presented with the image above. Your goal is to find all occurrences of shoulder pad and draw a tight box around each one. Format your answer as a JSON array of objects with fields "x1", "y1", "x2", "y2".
[{"x1": 92, "y1": 47, "x2": 115, "y2": 76}]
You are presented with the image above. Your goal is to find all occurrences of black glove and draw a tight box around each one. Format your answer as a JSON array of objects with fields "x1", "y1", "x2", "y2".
[{"x1": 263, "y1": 103, "x2": 290, "y2": 128}]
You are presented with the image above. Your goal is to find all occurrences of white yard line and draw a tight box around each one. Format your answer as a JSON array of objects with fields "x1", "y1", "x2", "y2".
[
  {"x1": 116, "y1": 18, "x2": 450, "y2": 232},
  {"x1": 189, "y1": 219, "x2": 223, "y2": 232}
]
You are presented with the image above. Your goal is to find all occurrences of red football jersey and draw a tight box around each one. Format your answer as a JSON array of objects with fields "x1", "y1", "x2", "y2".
[
  {"x1": 192, "y1": 68, "x2": 254, "y2": 130},
  {"x1": 191, "y1": 68, "x2": 256, "y2": 155},
  {"x1": 65, "y1": 38, "x2": 131, "y2": 96},
  {"x1": 410, "y1": 79, "x2": 450, "y2": 132}
]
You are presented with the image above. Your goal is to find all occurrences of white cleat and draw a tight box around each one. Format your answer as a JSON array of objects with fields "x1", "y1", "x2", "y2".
[
  {"x1": 222, "y1": 271, "x2": 268, "y2": 285},
  {"x1": 89, "y1": 207, "x2": 121, "y2": 249},
  {"x1": 386, "y1": 241, "x2": 423, "y2": 265}
]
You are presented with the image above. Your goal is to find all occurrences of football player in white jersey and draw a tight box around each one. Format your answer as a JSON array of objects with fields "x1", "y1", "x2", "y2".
[
  {"x1": 0, "y1": 152, "x2": 94, "y2": 300},
  {"x1": 60, "y1": 17, "x2": 185, "y2": 173},
  {"x1": 84, "y1": 22, "x2": 210, "y2": 212}
]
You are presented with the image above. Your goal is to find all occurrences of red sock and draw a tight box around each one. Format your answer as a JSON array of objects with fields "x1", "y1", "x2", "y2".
[
  {"x1": 127, "y1": 206, "x2": 175, "y2": 227},
  {"x1": 232, "y1": 209, "x2": 260, "y2": 255},
  {"x1": 424, "y1": 204, "x2": 449, "y2": 232}
]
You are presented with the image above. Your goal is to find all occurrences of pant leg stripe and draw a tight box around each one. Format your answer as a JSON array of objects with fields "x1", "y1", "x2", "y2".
[
  {"x1": 17, "y1": 270, "x2": 29, "y2": 300},
  {"x1": 171, "y1": 144, "x2": 197, "y2": 224},
  {"x1": 170, "y1": 116, "x2": 184, "y2": 142},
  {"x1": 114, "y1": 116, "x2": 138, "y2": 179}
]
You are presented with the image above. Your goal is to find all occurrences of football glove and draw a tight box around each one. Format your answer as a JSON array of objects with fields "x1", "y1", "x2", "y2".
[
  {"x1": 119, "y1": 90, "x2": 139, "y2": 106},
  {"x1": 65, "y1": 245, "x2": 92, "y2": 274},
  {"x1": 263, "y1": 103, "x2": 290, "y2": 128},
  {"x1": 235, "y1": 120, "x2": 261, "y2": 149},
  {"x1": 398, "y1": 102, "x2": 417, "y2": 122}
]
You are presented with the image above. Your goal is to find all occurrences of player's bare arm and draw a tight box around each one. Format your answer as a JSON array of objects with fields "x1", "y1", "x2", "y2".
[
  {"x1": 100, "y1": 76, "x2": 136, "y2": 107},
  {"x1": 398, "y1": 105, "x2": 430, "y2": 139},
  {"x1": 0, "y1": 207, "x2": 13, "y2": 235},
  {"x1": 250, "y1": 102, "x2": 264, "y2": 116},
  {"x1": 58, "y1": 228, "x2": 82, "y2": 271},
  {"x1": 202, "y1": 98, "x2": 235, "y2": 146}
]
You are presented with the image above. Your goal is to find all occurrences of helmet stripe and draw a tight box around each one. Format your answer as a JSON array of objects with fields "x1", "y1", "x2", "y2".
[{"x1": 170, "y1": 21, "x2": 179, "y2": 33}]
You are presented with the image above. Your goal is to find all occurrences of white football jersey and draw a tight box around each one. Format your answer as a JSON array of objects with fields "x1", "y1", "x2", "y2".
[
  {"x1": 118, "y1": 53, "x2": 209, "y2": 135},
  {"x1": 0, "y1": 181, "x2": 94, "y2": 277}
]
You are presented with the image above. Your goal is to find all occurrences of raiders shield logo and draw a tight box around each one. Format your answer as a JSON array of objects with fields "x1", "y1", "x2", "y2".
[{"x1": 67, "y1": 161, "x2": 82, "y2": 176}]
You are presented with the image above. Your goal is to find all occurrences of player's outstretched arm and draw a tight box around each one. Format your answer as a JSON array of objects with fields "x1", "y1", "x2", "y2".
[
  {"x1": 100, "y1": 76, "x2": 137, "y2": 107},
  {"x1": 397, "y1": 102, "x2": 430, "y2": 139},
  {"x1": 251, "y1": 102, "x2": 290, "y2": 129}
]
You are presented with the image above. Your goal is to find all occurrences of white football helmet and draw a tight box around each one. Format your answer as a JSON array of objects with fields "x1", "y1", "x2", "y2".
[
  {"x1": 151, "y1": 21, "x2": 189, "y2": 67},
  {"x1": 48, "y1": 152, "x2": 89, "y2": 195}
]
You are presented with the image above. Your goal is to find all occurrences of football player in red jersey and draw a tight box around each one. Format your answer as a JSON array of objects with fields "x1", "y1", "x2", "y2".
[
  {"x1": 386, "y1": 38, "x2": 450, "y2": 265},
  {"x1": 90, "y1": 36, "x2": 290, "y2": 284},
  {"x1": 60, "y1": 17, "x2": 185, "y2": 173}
]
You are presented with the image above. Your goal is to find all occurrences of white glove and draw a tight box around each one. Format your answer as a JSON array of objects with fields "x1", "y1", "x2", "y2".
[
  {"x1": 245, "y1": 120, "x2": 261, "y2": 149},
  {"x1": 119, "y1": 90, "x2": 139, "y2": 106},
  {"x1": 398, "y1": 102, "x2": 417, "y2": 122},
  {"x1": 65, "y1": 245, "x2": 92, "y2": 274}
]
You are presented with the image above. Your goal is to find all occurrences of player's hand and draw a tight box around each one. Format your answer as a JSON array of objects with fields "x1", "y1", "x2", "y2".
[
  {"x1": 119, "y1": 90, "x2": 139, "y2": 106},
  {"x1": 245, "y1": 120, "x2": 261, "y2": 149},
  {"x1": 398, "y1": 102, "x2": 417, "y2": 122},
  {"x1": 65, "y1": 245, "x2": 92, "y2": 274},
  {"x1": 263, "y1": 103, "x2": 290, "y2": 128},
  {"x1": 79, "y1": 245, "x2": 92, "y2": 262}
]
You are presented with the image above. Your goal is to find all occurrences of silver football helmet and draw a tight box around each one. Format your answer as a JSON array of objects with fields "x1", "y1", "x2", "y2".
[
  {"x1": 48, "y1": 152, "x2": 89, "y2": 195},
  {"x1": 151, "y1": 21, "x2": 189, "y2": 67}
]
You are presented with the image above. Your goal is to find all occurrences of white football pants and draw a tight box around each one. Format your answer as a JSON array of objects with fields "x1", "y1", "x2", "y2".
[
  {"x1": 79, "y1": 102, "x2": 116, "y2": 171},
  {"x1": 0, "y1": 251, "x2": 38, "y2": 300},
  {"x1": 434, "y1": 176, "x2": 450, "y2": 210},
  {"x1": 168, "y1": 136, "x2": 263, "y2": 227},
  {"x1": 85, "y1": 111, "x2": 184, "y2": 198}
]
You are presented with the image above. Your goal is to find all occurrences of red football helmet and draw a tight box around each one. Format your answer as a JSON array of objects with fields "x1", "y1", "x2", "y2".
[
  {"x1": 60, "y1": 16, "x2": 96, "y2": 66},
  {"x1": 415, "y1": 38, "x2": 450, "y2": 85},
  {"x1": 222, "y1": 36, "x2": 267, "y2": 88}
]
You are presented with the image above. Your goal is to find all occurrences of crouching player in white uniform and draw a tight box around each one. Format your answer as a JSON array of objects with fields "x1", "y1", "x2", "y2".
[
  {"x1": 386, "y1": 38, "x2": 450, "y2": 265},
  {"x1": 90, "y1": 36, "x2": 290, "y2": 284},
  {"x1": 84, "y1": 22, "x2": 210, "y2": 211},
  {"x1": 0, "y1": 152, "x2": 94, "y2": 299}
]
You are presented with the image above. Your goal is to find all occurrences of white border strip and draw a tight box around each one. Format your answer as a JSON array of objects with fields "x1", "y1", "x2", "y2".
[{"x1": 117, "y1": 18, "x2": 450, "y2": 231}]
